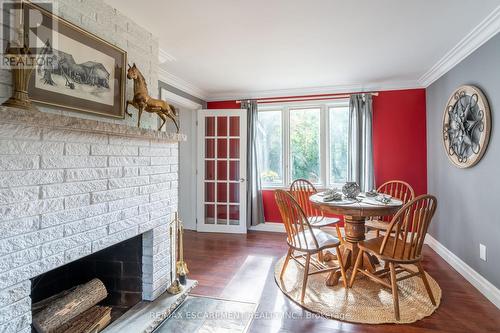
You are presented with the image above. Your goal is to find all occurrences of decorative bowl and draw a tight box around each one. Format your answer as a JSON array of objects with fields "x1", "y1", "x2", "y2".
[{"x1": 342, "y1": 182, "x2": 361, "y2": 199}]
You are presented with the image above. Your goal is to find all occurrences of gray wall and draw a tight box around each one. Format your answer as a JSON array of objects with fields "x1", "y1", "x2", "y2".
[
  {"x1": 150, "y1": 92, "x2": 199, "y2": 231},
  {"x1": 157, "y1": 81, "x2": 205, "y2": 231},
  {"x1": 426, "y1": 33, "x2": 500, "y2": 289},
  {"x1": 177, "y1": 106, "x2": 198, "y2": 230},
  {"x1": 158, "y1": 81, "x2": 207, "y2": 108}
]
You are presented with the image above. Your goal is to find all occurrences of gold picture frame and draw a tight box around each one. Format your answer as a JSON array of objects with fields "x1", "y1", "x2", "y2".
[{"x1": 26, "y1": 2, "x2": 127, "y2": 118}]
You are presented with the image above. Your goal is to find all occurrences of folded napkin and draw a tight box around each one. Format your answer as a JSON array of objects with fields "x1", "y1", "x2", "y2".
[
  {"x1": 323, "y1": 192, "x2": 343, "y2": 202},
  {"x1": 318, "y1": 188, "x2": 339, "y2": 196},
  {"x1": 375, "y1": 194, "x2": 392, "y2": 204}
]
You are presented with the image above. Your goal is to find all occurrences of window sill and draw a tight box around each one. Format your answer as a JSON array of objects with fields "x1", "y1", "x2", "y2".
[
  {"x1": 261, "y1": 184, "x2": 345, "y2": 191},
  {"x1": 261, "y1": 186, "x2": 288, "y2": 191}
]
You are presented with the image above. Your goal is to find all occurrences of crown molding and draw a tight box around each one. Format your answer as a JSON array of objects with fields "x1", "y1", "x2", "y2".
[
  {"x1": 157, "y1": 67, "x2": 209, "y2": 101},
  {"x1": 160, "y1": 88, "x2": 202, "y2": 110},
  {"x1": 158, "y1": 48, "x2": 176, "y2": 63},
  {"x1": 205, "y1": 80, "x2": 423, "y2": 102},
  {"x1": 419, "y1": 5, "x2": 500, "y2": 87}
]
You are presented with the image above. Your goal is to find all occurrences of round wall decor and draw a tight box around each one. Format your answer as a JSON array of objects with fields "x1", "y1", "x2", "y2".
[{"x1": 442, "y1": 85, "x2": 491, "y2": 168}]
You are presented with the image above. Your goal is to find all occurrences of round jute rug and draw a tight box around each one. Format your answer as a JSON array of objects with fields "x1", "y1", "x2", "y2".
[{"x1": 274, "y1": 256, "x2": 441, "y2": 324}]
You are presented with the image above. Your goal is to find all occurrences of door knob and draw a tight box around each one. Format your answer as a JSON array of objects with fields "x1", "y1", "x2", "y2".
[{"x1": 239, "y1": 178, "x2": 245, "y2": 182}]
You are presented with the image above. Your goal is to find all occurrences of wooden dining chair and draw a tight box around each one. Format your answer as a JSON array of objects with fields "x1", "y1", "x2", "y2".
[
  {"x1": 365, "y1": 180, "x2": 415, "y2": 237},
  {"x1": 275, "y1": 189, "x2": 347, "y2": 303},
  {"x1": 289, "y1": 179, "x2": 343, "y2": 242},
  {"x1": 349, "y1": 195, "x2": 437, "y2": 320}
]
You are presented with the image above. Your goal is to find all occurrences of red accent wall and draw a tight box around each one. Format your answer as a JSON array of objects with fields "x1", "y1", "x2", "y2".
[
  {"x1": 207, "y1": 101, "x2": 240, "y2": 109},
  {"x1": 372, "y1": 89, "x2": 427, "y2": 196},
  {"x1": 208, "y1": 88, "x2": 427, "y2": 222},
  {"x1": 261, "y1": 190, "x2": 282, "y2": 222}
]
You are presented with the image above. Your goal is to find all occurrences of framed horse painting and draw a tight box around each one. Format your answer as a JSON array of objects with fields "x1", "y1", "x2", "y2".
[{"x1": 26, "y1": 2, "x2": 127, "y2": 118}]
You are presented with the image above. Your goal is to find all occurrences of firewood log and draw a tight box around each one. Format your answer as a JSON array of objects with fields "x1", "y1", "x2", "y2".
[
  {"x1": 53, "y1": 306, "x2": 112, "y2": 333},
  {"x1": 32, "y1": 287, "x2": 76, "y2": 314},
  {"x1": 32, "y1": 278, "x2": 108, "y2": 333}
]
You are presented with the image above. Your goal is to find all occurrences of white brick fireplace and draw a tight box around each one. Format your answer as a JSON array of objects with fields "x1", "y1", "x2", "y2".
[{"x1": 0, "y1": 106, "x2": 184, "y2": 333}]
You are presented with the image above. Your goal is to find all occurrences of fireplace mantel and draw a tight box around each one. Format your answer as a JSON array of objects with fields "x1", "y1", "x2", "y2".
[{"x1": 0, "y1": 106, "x2": 186, "y2": 142}]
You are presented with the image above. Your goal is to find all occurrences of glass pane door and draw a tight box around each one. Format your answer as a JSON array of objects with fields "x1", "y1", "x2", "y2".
[{"x1": 198, "y1": 109, "x2": 247, "y2": 233}]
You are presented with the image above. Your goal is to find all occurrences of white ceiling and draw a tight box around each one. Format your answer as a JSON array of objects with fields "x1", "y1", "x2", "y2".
[{"x1": 105, "y1": 0, "x2": 500, "y2": 100}]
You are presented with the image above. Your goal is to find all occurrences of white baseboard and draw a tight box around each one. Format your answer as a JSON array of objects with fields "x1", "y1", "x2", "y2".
[
  {"x1": 425, "y1": 234, "x2": 500, "y2": 309},
  {"x1": 249, "y1": 222, "x2": 285, "y2": 233}
]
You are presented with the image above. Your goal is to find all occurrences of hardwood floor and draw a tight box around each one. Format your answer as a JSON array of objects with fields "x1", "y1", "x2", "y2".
[{"x1": 184, "y1": 230, "x2": 500, "y2": 333}]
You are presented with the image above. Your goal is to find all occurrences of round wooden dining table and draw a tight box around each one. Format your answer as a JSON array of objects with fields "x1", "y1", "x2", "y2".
[{"x1": 310, "y1": 193, "x2": 403, "y2": 286}]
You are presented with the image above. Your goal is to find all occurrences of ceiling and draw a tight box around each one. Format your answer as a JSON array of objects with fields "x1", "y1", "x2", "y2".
[{"x1": 105, "y1": 0, "x2": 500, "y2": 100}]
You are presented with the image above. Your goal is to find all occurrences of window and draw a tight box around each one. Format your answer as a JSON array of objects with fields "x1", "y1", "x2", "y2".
[
  {"x1": 256, "y1": 110, "x2": 283, "y2": 185},
  {"x1": 257, "y1": 102, "x2": 349, "y2": 188},
  {"x1": 290, "y1": 108, "x2": 321, "y2": 184},
  {"x1": 329, "y1": 106, "x2": 349, "y2": 184}
]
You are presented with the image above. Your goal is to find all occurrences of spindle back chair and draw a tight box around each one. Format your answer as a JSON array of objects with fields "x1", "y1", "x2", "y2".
[
  {"x1": 275, "y1": 189, "x2": 347, "y2": 302},
  {"x1": 366, "y1": 180, "x2": 415, "y2": 236},
  {"x1": 350, "y1": 195, "x2": 438, "y2": 320},
  {"x1": 289, "y1": 179, "x2": 343, "y2": 242}
]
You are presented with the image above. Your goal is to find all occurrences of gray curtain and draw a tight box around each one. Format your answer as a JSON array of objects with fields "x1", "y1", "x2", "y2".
[
  {"x1": 241, "y1": 100, "x2": 264, "y2": 227},
  {"x1": 348, "y1": 94, "x2": 375, "y2": 192}
]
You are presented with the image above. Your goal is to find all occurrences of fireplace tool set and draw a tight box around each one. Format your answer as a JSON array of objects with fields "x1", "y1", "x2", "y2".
[{"x1": 167, "y1": 212, "x2": 189, "y2": 294}]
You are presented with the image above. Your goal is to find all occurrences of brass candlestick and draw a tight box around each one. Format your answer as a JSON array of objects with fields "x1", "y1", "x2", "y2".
[{"x1": 2, "y1": 44, "x2": 37, "y2": 110}]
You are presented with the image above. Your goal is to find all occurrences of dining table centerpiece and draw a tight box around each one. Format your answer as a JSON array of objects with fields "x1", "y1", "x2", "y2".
[{"x1": 342, "y1": 182, "x2": 361, "y2": 199}]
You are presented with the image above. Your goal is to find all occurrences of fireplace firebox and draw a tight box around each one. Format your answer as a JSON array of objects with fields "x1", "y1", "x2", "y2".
[{"x1": 30, "y1": 235, "x2": 143, "y2": 327}]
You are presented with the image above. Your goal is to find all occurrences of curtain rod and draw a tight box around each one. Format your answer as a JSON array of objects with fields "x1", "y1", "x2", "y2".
[{"x1": 236, "y1": 92, "x2": 379, "y2": 104}]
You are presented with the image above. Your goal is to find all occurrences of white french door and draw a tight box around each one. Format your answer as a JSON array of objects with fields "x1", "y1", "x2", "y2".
[{"x1": 196, "y1": 109, "x2": 247, "y2": 233}]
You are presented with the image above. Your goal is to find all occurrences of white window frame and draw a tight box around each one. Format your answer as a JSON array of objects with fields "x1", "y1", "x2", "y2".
[
  {"x1": 257, "y1": 107, "x2": 286, "y2": 188},
  {"x1": 258, "y1": 99, "x2": 349, "y2": 190}
]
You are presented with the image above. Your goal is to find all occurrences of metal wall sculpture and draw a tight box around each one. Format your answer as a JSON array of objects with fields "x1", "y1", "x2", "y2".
[{"x1": 442, "y1": 85, "x2": 491, "y2": 168}]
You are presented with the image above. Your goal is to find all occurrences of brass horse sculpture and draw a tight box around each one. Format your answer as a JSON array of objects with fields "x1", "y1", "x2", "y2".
[{"x1": 126, "y1": 63, "x2": 179, "y2": 132}]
